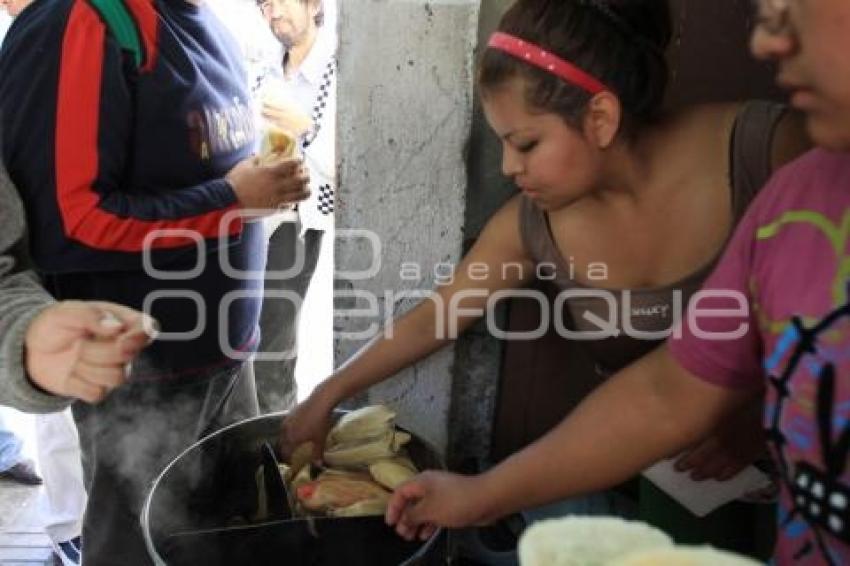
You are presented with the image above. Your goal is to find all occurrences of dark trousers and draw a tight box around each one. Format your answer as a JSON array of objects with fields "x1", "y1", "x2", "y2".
[
  {"x1": 73, "y1": 362, "x2": 259, "y2": 566},
  {"x1": 255, "y1": 222, "x2": 323, "y2": 414}
]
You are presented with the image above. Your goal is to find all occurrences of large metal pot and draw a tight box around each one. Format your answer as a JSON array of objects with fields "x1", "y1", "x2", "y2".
[{"x1": 141, "y1": 412, "x2": 446, "y2": 565}]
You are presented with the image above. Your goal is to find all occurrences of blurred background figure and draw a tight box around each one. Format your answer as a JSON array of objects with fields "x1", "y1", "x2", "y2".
[
  {"x1": 209, "y1": 0, "x2": 337, "y2": 412},
  {"x1": 0, "y1": 412, "x2": 41, "y2": 486},
  {"x1": 253, "y1": 0, "x2": 337, "y2": 413}
]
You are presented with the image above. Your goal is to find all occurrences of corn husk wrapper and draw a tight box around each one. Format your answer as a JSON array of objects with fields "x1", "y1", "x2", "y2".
[
  {"x1": 291, "y1": 464, "x2": 313, "y2": 491},
  {"x1": 265, "y1": 405, "x2": 423, "y2": 520},
  {"x1": 323, "y1": 429, "x2": 397, "y2": 469},
  {"x1": 317, "y1": 469, "x2": 374, "y2": 483},
  {"x1": 327, "y1": 405, "x2": 397, "y2": 447},
  {"x1": 369, "y1": 459, "x2": 417, "y2": 491},
  {"x1": 328, "y1": 495, "x2": 391, "y2": 518},
  {"x1": 387, "y1": 455, "x2": 416, "y2": 472},
  {"x1": 391, "y1": 431, "x2": 412, "y2": 452},
  {"x1": 285, "y1": 442, "x2": 314, "y2": 482},
  {"x1": 297, "y1": 477, "x2": 391, "y2": 513},
  {"x1": 259, "y1": 126, "x2": 297, "y2": 166}
]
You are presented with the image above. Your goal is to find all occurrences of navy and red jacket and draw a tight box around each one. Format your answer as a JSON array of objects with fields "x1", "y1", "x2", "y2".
[{"x1": 0, "y1": 0, "x2": 266, "y2": 379}]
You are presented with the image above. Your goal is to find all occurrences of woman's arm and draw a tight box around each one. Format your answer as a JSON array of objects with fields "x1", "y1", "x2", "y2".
[
  {"x1": 281, "y1": 195, "x2": 536, "y2": 455},
  {"x1": 387, "y1": 346, "x2": 760, "y2": 537}
]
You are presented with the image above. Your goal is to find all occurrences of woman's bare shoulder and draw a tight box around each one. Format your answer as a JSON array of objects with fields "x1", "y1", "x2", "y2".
[
  {"x1": 666, "y1": 102, "x2": 744, "y2": 139},
  {"x1": 651, "y1": 103, "x2": 744, "y2": 170}
]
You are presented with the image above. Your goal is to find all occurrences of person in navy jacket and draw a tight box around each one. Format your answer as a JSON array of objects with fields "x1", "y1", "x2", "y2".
[{"x1": 0, "y1": 0, "x2": 310, "y2": 563}]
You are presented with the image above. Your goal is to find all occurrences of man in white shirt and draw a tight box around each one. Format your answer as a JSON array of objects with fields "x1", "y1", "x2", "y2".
[
  {"x1": 0, "y1": 12, "x2": 10, "y2": 39},
  {"x1": 254, "y1": 0, "x2": 336, "y2": 412}
]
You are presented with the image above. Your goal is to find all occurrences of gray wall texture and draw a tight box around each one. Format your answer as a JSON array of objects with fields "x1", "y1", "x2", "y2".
[{"x1": 335, "y1": 0, "x2": 480, "y2": 452}]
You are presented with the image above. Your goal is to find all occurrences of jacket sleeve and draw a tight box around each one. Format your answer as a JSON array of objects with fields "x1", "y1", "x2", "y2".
[
  {"x1": 0, "y1": 155, "x2": 72, "y2": 414},
  {"x1": 46, "y1": 1, "x2": 243, "y2": 253}
]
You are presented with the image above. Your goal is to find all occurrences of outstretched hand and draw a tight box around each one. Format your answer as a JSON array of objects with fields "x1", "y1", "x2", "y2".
[
  {"x1": 25, "y1": 301, "x2": 157, "y2": 403},
  {"x1": 278, "y1": 384, "x2": 338, "y2": 464},
  {"x1": 674, "y1": 399, "x2": 767, "y2": 481},
  {"x1": 385, "y1": 470, "x2": 492, "y2": 541}
]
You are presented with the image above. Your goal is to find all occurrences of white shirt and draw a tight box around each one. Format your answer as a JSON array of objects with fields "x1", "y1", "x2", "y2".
[
  {"x1": 0, "y1": 12, "x2": 13, "y2": 44},
  {"x1": 256, "y1": 24, "x2": 338, "y2": 236}
]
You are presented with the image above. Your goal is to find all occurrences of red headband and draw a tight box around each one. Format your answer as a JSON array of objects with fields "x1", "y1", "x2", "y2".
[{"x1": 487, "y1": 31, "x2": 608, "y2": 95}]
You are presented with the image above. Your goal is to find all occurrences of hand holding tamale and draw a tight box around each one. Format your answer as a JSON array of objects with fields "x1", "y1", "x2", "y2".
[
  {"x1": 259, "y1": 126, "x2": 298, "y2": 166},
  {"x1": 274, "y1": 405, "x2": 422, "y2": 519}
]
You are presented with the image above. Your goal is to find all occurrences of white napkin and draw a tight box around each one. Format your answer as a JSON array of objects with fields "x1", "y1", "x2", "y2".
[{"x1": 641, "y1": 458, "x2": 773, "y2": 517}]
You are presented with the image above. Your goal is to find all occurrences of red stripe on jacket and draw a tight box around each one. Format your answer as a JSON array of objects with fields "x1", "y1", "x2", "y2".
[
  {"x1": 55, "y1": 1, "x2": 241, "y2": 253},
  {"x1": 124, "y1": 0, "x2": 159, "y2": 72}
]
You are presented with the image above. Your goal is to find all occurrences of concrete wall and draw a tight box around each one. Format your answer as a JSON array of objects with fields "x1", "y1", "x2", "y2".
[
  {"x1": 335, "y1": 0, "x2": 480, "y2": 452},
  {"x1": 666, "y1": 0, "x2": 783, "y2": 104}
]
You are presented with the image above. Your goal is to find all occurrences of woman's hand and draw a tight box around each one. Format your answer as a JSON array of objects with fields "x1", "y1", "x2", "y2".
[
  {"x1": 386, "y1": 471, "x2": 494, "y2": 541},
  {"x1": 25, "y1": 301, "x2": 157, "y2": 403},
  {"x1": 278, "y1": 381, "x2": 340, "y2": 463},
  {"x1": 674, "y1": 399, "x2": 767, "y2": 481}
]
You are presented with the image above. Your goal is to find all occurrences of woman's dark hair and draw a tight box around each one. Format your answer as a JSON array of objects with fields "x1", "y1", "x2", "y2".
[{"x1": 480, "y1": 0, "x2": 672, "y2": 137}]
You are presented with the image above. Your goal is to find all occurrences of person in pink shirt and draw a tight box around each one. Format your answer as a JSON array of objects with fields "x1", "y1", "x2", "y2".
[{"x1": 386, "y1": 1, "x2": 850, "y2": 564}]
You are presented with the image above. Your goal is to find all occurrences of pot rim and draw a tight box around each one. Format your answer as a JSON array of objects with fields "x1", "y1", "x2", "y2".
[{"x1": 141, "y1": 410, "x2": 445, "y2": 565}]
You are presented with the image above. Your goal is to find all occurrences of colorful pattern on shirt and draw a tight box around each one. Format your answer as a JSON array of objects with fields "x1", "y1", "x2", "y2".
[{"x1": 670, "y1": 149, "x2": 850, "y2": 564}]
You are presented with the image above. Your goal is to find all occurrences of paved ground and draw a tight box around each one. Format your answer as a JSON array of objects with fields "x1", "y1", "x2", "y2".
[
  {"x1": 0, "y1": 409, "x2": 53, "y2": 566},
  {"x1": 0, "y1": 468, "x2": 53, "y2": 565}
]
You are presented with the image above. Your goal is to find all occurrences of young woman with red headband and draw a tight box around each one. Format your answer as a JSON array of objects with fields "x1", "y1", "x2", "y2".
[{"x1": 282, "y1": 0, "x2": 808, "y2": 557}]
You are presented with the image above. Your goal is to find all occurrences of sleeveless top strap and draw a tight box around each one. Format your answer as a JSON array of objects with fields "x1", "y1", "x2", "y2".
[{"x1": 518, "y1": 194, "x2": 575, "y2": 287}]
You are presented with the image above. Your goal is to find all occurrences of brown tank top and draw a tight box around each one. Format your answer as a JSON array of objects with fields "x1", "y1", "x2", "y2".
[{"x1": 491, "y1": 101, "x2": 788, "y2": 461}]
